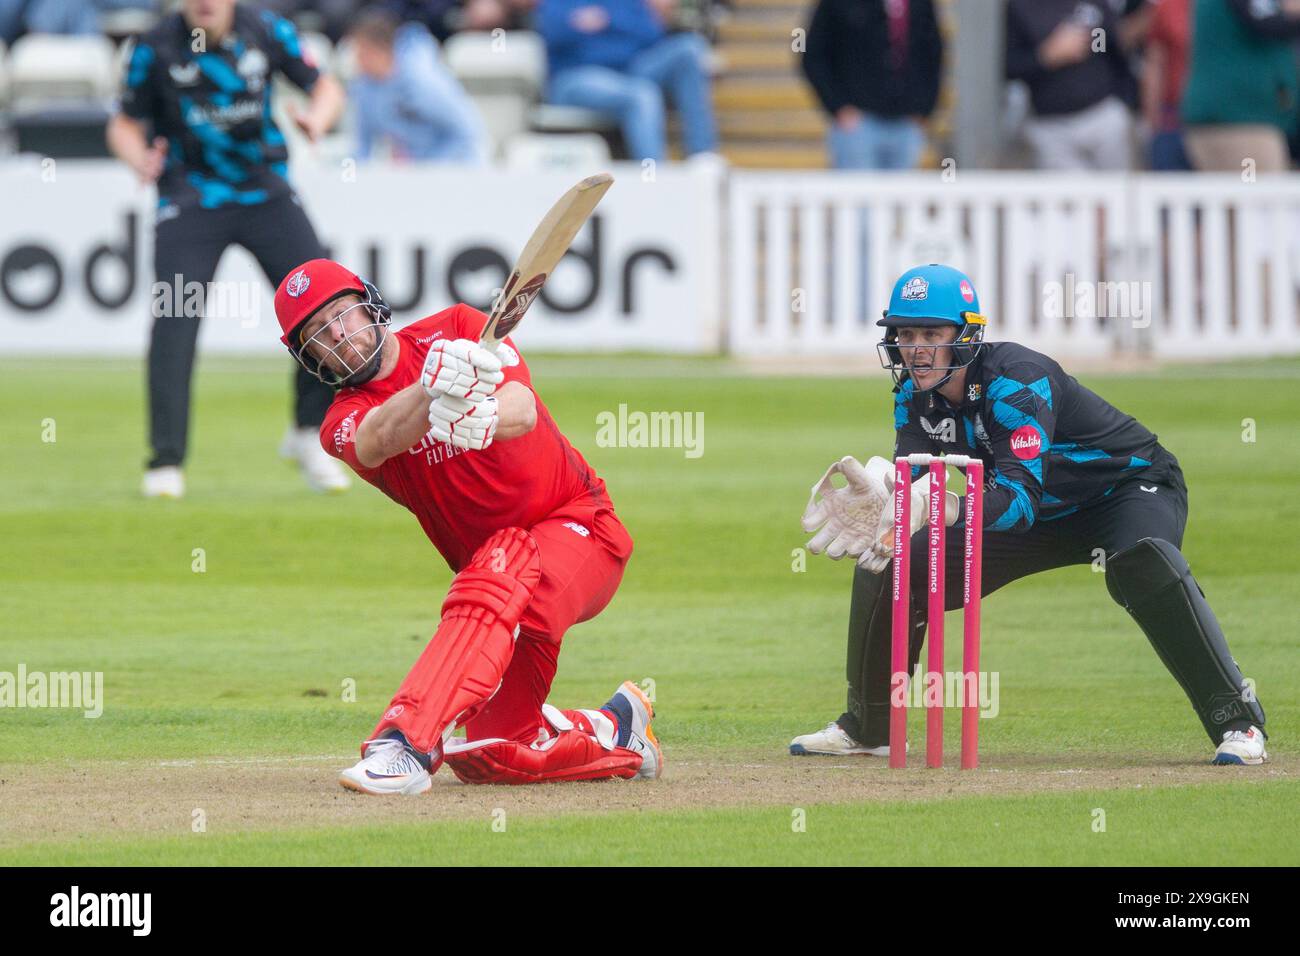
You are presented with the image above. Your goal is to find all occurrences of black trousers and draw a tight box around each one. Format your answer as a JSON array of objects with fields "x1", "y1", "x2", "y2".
[
  {"x1": 147, "y1": 192, "x2": 334, "y2": 469},
  {"x1": 917, "y1": 463, "x2": 1188, "y2": 613},
  {"x1": 846, "y1": 462, "x2": 1192, "y2": 745}
]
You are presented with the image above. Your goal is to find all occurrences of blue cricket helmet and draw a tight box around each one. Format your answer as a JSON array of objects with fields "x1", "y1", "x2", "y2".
[
  {"x1": 877, "y1": 264, "x2": 987, "y2": 391},
  {"x1": 878, "y1": 263, "x2": 982, "y2": 327}
]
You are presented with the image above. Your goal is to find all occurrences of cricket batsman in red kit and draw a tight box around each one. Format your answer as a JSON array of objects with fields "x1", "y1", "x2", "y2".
[{"x1": 273, "y1": 258, "x2": 662, "y2": 793}]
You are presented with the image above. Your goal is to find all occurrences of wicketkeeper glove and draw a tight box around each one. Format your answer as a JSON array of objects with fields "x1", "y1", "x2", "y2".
[
  {"x1": 860, "y1": 469, "x2": 960, "y2": 573},
  {"x1": 801, "y1": 455, "x2": 892, "y2": 562},
  {"x1": 428, "y1": 393, "x2": 498, "y2": 451},
  {"x1": 420, "y1": 338, "x2": 505, "y2": 400}
]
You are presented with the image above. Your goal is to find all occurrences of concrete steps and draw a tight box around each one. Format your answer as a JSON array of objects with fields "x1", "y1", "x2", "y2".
[{"x1": 710, "y1": 0, "x2": 823, "y2": 168}]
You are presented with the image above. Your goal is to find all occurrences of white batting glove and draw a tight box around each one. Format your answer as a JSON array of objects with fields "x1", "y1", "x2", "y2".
[
  {"x1": 420, "y1": 338, "x2": 505, "y2": 401},
  {"x1": 428, "y1": 393, "x2": 498, "y2": 451},
  {"x1": 801, "y1": 455, "x2": 892, "y2": 562},
  {"x1": 862, "y1": 469, "x2": 961, "y2": 572}
]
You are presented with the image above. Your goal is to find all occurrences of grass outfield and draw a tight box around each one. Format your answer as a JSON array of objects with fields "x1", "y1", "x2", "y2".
[{"x1": 0, "y1": 354, "x2": 1296, "y2": 865}]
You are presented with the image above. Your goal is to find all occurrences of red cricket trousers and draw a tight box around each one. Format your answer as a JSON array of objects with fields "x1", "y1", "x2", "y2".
[{"x1": 462, "y1": 507, "x2": 633, "y2": 744}]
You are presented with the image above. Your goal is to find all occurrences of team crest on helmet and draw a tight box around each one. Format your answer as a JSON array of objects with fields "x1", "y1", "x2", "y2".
[
  {"x1": 901, "y1": 277, "x2": 929, "y2": 300},
  {"x1": 286, "y1": 269, "x2": 311, "y2": 298}
]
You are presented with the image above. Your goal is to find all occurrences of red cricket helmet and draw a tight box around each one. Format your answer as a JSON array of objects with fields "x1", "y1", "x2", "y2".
[{"x1": 275, "y1": 259, "x2": 392, "y2": 388}]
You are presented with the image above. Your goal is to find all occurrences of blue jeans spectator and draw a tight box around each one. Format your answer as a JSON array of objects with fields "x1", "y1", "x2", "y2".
[
  {"x1": 1150, "y1": 129, "x2": 1193, "y2": 171},
  {"x1": 828, "y1": 113, "x2": 924, "y2": 170},
  {"x1": 1, "y1": 0, "x2": 99, "y2": 43},
  {"x1": 350, "y1": 23, "x2": 488, "y2": 163},
  {"x1": 548, "y1": 31, "x2": 718, "y2": 161}
]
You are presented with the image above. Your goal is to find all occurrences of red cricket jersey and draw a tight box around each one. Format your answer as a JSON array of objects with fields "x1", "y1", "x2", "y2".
[{"x1": 319, "y1": 304, "x2": 616, "y2": 571}]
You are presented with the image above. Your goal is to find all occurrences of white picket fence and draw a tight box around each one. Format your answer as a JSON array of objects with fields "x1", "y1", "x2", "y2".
[{"x1": 727, "y1": 172, "x2": 1300, "y2": 359}]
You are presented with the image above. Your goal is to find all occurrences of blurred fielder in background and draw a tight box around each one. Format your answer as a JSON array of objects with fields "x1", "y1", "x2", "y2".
[
  {"x1": 273, "y1": 258, "x2": 663, "y2": 793},
  {"x1": 795, "y1": 263, "x2": 1268, "y2": 766},
  {"x1": 107, "y1": 0, "x2": 348, "y2": 498}
]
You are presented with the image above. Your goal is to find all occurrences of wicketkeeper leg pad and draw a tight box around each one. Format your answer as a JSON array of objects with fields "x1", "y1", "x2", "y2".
[
  {"x1": 845, "y1": 563, "x2": 927, "y2": 747},
  {"x1": 444, "y1": 704, "x2": 641, "y2": 784},
  {"x1": 1105, "y1": 537, "x2": 1265, "y2": 743},
  {"x1": 369, "y1": 527, "x2": 541, "y2": 759}
]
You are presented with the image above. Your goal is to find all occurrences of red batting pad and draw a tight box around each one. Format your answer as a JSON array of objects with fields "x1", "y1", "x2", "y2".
[
  {"x1": 369, "y1": 527, "x2": 541, "y2": 757},
  {"x1": 444, "y1": 733, "x2": 641, "y2": 785}
]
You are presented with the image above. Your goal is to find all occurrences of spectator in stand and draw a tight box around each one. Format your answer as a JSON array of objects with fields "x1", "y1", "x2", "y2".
[
  {"x1": 347, "y1": 7, "x2": 489, "y2": 162},
  {"x1": 1, "y1": 0, "x2": 97, "y2": 43},
  {"x1": 1005, "y1": 0, "x2": 1137, "y2": 170},
  {"x1": 1181, "y1": 0, "x2": 1300, "y2": 172},
  {"x1": 376, "y1": 0, "x2": 464, "y2": 42},
  {"x1": 1142, "y1": 0, "x2": 1192, "y2": 170},
  {"x1": 366, "y1": 1, "x2": 536, "y2": 43},
  {"x1": 255, "y1": 1, "x2": 365, "y2": 43},
  {"x1": 537, "y1": 0, "x2": 719, "y2": 162},
  {"x1": 460, "y1": 0, "x2": 536, "y2": 31},
  {"x1": 801, "y1": 0, "x2": 944, "y2": 171}
]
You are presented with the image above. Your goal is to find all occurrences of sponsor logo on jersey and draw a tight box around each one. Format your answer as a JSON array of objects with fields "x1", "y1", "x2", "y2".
[
  {"x1": 901, "y1": 277, "x2": 929, "y2": 300},
  {"x1": 286, "y1": 269, "x2": 311, "y2": 298},
  {"x1": 562, "y1": 521, "x2": 590, "y2": 538},
  {"x1": 383, "y1": 705, "x2": 404, "y2": 720},
  {"x1": 237, "y1": 49, "x2": 269, "y2": 93},
  {"x1": 1010, "y1": 426, "x2": 1042, "y2": 460},
  {"x1": 921, "y1": 415, "x2": 956, "y2": 443},
  {"x1": 168, "y1": 62, "x2": 200, "y2": 86},
  {"x1": 414, "y1": 331, "x2": 446, "y2": 345},
  {"x1": 183, "y1": 98, "x2": 264, "y2": 130},
  {"x1": 967, "y1": 382, "x2": 981, "y2": 402},
  {"x1": 333, "y1": 409, "x2": 358, "y2": 452}
]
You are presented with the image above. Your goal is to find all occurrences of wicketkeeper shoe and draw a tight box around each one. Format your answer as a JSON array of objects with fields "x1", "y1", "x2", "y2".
[
  {"x1": 281, "y1": 426, "x2": 350, "y2": 494},
  {"x1": 339, "y1": 737, "x2": 432, "y2": 795},
  {"x1": 790, "y1": 721, "x2": 891, "y2": 757},
  {"x1": 1212, "y1": 725, "x2": 1268, "y2": 766},
  {"x1": 142, "y1": 466, "x2": 184, "y2": 499},
  {"x1": 610, "y1": 680, "x2": 663, "y2": 779}
]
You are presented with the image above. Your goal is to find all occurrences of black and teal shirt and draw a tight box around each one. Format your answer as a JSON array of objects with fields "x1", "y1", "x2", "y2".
[
  {"x1": 118, "y1": 7, "x2": 319, "y2": 211},
  {"x1": 892, "y1": 342, "x2": 1177, "y2": 533}
]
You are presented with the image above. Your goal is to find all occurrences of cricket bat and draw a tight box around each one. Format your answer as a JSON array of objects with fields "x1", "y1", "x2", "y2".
[{"x1": 478, "y1": 172, "x2": 614, "y2": 349}]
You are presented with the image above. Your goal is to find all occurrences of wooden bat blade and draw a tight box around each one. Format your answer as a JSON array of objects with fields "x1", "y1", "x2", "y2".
[{"x1": 480, "y1": 172, "x2": 614, "y2": 347}]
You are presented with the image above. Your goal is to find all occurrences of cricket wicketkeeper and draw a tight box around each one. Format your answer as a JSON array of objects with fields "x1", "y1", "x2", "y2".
[
  {"x1": 793, "y1": 263, "x2": 1267, "y2": 765},
  {"x1": 273, "y1": 258, "x2": 662, "y2": 793}
]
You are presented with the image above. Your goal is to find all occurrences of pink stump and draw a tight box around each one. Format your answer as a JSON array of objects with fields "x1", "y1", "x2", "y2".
[
  {"x1": 926, "y1": 461, "x2": 946, "y2": 768},
  {"x1": 889, "y1": 458, "x2": 912, "y2": 769},
  {"x1": 962, "y1": 461, "x2": 983, "y2": 770}
]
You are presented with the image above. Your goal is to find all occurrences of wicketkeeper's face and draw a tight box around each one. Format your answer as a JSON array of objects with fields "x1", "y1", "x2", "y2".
[{"x1": 896, "y1": 325, "x2": 959, "y2": 389}]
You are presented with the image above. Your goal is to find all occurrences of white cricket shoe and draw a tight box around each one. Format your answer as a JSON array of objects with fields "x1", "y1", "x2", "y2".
[
  {"x1": 613, "y1": 680, "x2": 663, "y2": 779},
  {"x1": 281, "y1": 426, "x2": 350, "y2": 494},
  {"x1": 142, "y1": 466, "x2": 184, "y2": 499},
  {"x1": 1212, "y1": 726, "x2": 1268, "y2": 766},
  {"x1": 790, "y1": 721, "x2": 890, "y2": 757},
  {"x1": 339, "y1": 737, "x2": 432, "y2": 795}
]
